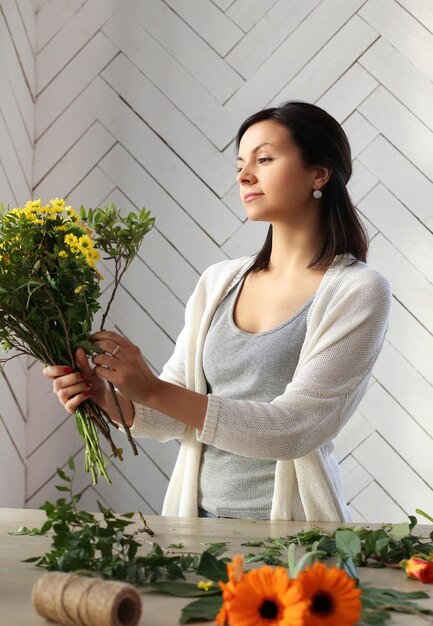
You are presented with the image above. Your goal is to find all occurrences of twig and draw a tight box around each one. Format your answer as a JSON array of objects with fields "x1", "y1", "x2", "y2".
[
  {"x1": 108, "y1": 382, "x2": 138, "y2": 456},
  {"x1": 138, "y1": 511, "x2": 154, "y2": 537},
  {"x1": 39, "y1": 280, "x2": 75, "y2": 366},
  {"x1": 100, "y1": 258, "x2": 126, "y2": 331}
]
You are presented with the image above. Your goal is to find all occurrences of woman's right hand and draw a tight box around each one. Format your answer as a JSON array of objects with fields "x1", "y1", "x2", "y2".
[{"x1": 43, "y1": 347, "x2": 109, "y2": 414}]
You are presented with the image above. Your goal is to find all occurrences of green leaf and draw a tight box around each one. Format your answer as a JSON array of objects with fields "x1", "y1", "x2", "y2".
[
  {"x1": 388, "y1": 523, "x2": 410, "y2": 541},
  {"x1": 150, "y1": 582, "x2": 221, "y2": 597},
  {"x1": 201, "y1": 542, "x2": 229, "y2": 557},
  {"x1": 180, "y1": 595, "x2": 223, "y2": 624},
  {"x1": 39, "y1": 521, "x2": 53, "y2": 535},
  {"x1": 364, "y1": 529, "x2": 388, "y2": 559},
  {"x1": 415, "y1": 509, "x2": 433, "y2": 524},
  {"x1": 196, "y1": 552, "x2": 228, "y2": 583},
  {"x1": 67, "y1": 456, "x2": 75, "y2": 471},
  {"x1": 56, "y1": 468, "x2": 71, "y2": 482},
  {"x1": 360, "y1": 585, "x2": 433, "y2": 624},
  {"x1": 335, "y1": 529, "x2": 362, "y2": 561},
  {"x1": 8, "y1": 526, "x2": 31, "y2": 536}
]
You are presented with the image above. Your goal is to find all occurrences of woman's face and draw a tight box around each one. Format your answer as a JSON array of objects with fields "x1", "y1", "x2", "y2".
[{"x1": 236, "y1": 120, "x2": 319, "y2": 223}]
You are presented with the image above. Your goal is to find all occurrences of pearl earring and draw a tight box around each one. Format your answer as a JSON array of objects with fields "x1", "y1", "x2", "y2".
[{"x1": 313, "y1": 189, "x2": 322, "y2": 199}]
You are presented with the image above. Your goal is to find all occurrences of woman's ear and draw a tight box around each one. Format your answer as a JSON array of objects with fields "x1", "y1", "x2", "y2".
[{"x1": 313, "y1": 165, "x2": 332, "y2": 187}]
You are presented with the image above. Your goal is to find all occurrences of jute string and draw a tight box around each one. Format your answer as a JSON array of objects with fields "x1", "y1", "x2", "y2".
[{"x1": 32, "y1": 572, "x2": 142, "y2": 626}]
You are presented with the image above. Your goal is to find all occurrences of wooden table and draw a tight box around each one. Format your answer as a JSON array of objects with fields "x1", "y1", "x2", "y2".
[{"x1": 1, "y1": 508, "x2": 432, "y2": 625}]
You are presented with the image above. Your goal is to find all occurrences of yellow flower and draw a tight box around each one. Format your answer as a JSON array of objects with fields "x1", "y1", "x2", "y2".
[
  {"x1": 85, "y1": 248, "x2": 100, "y2": 267},
  {"x1": 25, "y1": 199, "x2": 41, "y2": 213},
  {"x1": 78, "y1": 234, "x2": 94, "y2": 253},
  {"x1": 197, "y1": 581, "x2": 213, "y2": 592},
  {"x1": 50, "y1": 198, "x2": 65, "y2": 212},
  {"x1": 58, "y1": 250, "x2": 68, "y2": 258},
  {"x1": 74, "y1": 285, "x2": 85, "y2": 294},
  {"x1": 24, "y1": 210, "x2": 37, "y2": 221},
  {"x1": 64, "y1": 233, "x2": 78, "y2": 247},
  {"x1": 6, "y1": 208, "x2": 22, "y2": 219},
  {"x1": 56, "y1": 225, "x2": 68, "y2": 232},
  {"x1": 66, "y1": 206, "x2": 80, "y2": 221},
  {"x1": 69, "y1": 243, "x2": 81, "y2": 254}
]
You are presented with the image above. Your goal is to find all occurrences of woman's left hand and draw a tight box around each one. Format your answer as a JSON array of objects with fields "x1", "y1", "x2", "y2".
[{"x1": 91, "y1": 330, "x2": 159, "y2": 405}]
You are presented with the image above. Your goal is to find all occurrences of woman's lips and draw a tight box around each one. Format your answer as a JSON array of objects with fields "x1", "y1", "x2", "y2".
[{"x1": 244, "y1": 193, "x2": 264, "y2": 202}]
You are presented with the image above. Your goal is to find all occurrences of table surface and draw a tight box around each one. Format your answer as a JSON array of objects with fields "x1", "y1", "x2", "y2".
[{"x1": 1, "y1": 508, "x2": 432, "y2": 625}]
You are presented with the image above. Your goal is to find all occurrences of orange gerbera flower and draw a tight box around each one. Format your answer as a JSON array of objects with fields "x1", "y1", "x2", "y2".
[
  {"x1": 216, "y1": 555, "x2": 245, "y2": 626},
  {"x1": 297, "y1": 562, "x2": 361, "y2": 626},
  {"x1": 227, "y1": 565, "x2": 307, "y2": 626}
]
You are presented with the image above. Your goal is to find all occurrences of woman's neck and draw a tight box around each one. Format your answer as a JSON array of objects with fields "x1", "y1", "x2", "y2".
[{"x1": 268, "y1": 222, "x2": 324, "y2": 277}]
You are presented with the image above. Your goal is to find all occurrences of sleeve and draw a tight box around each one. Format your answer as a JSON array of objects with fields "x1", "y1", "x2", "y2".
[
  {"x1": 196, "y1": 270, "x2": 392, "y2": 460},
  {"x1": 129, "y1": 313, "x2": 192, "y2": 440}
]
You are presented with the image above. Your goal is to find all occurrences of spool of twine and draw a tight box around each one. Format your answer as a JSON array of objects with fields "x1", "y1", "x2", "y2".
[{"x1": 32, "y1": 572, "x2": 142, "y2": 626}]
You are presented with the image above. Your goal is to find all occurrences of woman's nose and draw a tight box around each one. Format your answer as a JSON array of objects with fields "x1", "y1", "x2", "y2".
[{"x1": 236, "y1": 166, "x2": 257, "y2": 184}]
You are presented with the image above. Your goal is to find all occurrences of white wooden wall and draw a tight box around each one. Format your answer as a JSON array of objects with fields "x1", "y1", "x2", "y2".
[
  {"x1": 0, "y1": 0, "x2": 34, "y2": 507},
  {"x1": 1, "y1": 0, "x2": 432, "y2": 523}
]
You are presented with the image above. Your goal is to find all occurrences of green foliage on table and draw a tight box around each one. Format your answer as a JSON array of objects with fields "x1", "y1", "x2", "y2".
[
  {"x1": 10, "y1": 460, "x2": 433, "y2": 624},
  {"x1": 239, "y1": 520, "x2": 433, "y2": 569},
  {"x1": 9, "y1": 457, "x2": 200, "y2": 584}
]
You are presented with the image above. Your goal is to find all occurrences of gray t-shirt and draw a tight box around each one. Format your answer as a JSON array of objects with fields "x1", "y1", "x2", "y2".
[{"x1": 199, "y1": 274, "x2": 315, "y2": 518}]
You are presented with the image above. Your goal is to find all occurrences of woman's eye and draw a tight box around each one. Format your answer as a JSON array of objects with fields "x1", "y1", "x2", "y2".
[{"x1": 236, "y1": 157, "x2": 272, "y2": 173}]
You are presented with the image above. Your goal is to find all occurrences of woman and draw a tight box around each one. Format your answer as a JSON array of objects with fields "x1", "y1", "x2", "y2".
[{"x1": 44, "y1": 101, "x2": 392, "y2": 522}]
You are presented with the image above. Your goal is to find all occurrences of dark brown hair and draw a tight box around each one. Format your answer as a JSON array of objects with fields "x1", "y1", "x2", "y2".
[{"x1": 236, "y1": 101, "x2": 368, "y2": 272}]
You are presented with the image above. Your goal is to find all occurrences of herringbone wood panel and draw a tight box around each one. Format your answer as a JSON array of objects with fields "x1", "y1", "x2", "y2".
[
  {"x1": 0, "y1": 0, "x2": 34, "y2": 507},
  {"x1": 0, "y1": 0, "x2": 432, "y2": 522}
]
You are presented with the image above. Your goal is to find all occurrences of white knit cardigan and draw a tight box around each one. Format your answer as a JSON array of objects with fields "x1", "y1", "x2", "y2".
[{"x1": 131, "y1": 253, "x2": 392, "y2": 522}]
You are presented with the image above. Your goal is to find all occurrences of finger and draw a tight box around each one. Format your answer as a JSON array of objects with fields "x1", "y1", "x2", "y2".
[
  {"x1": 53, "y1": 372, "x2": 88, "y2": 393},
  {"x1": 43, "y1": 365, "x2": 77, "y2": 380},
  {"x1": 93, "y1": 364, "x2": 118, "y2": 385},
  {"x1": 64, "y1": 390, "x2": 92, "y2": 413},
  {"x1": 57, "y1": 381, "x2": 91, "y2": 402},
  {"x1": 91, "y1": 339, "x2": 120, "y2": 356},
  {"x1": 75, "y1": 347, "x2": 94, "y2": 378},
  {"x1": 92, "y1": 330, "x2": 129, "y2": 347},
  {"x1": 92, "y1": 352, "x2": 120, "y2": 370}
]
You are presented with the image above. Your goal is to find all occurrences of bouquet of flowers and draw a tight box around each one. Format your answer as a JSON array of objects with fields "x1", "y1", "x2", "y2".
[{"x1": 0, "y1": 198, "x2": 155, "y2": 483}]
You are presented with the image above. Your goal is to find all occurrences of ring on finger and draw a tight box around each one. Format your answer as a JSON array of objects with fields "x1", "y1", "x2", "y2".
[{"x1": 112, "y1": 344, "x2": 120, "y2": 357}]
